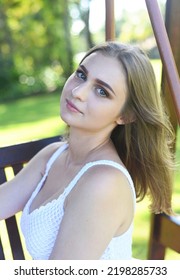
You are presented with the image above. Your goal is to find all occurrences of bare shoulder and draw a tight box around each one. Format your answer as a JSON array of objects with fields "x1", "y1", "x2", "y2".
[
  {"x1": 68, "y1": 164, "x2": 135, "y2": 222},
  {"x1": 79, "y1": 164, "x2": 133, "y2": 200},
  {"x1": 79, "y1": 164, "x2": 135, "y2": 232}
]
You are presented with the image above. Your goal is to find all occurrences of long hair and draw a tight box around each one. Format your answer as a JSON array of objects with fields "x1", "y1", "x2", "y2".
[{"x1": 80, "y1": 42, "x2": 175, "y2": 215}]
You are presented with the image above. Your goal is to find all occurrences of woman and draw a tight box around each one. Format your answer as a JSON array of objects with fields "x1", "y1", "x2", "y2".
[{"x1": 0, "y1": 42, "x2": 174, "y2": 260}]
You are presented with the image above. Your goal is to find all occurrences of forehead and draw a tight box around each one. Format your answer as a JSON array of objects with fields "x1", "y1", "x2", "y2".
[{"x1": 81, "y1": 52, "x2": 126, "y2": 91}]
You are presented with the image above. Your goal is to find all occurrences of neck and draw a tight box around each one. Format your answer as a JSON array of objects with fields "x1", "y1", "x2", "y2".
[{"x1": 65, "y1": 127, "x2": 111, "y2": 166}]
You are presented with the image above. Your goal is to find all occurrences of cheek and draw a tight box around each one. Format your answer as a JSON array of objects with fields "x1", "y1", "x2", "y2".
[
  {"x1": 87, "y1": 100, "x2": 119, "y2": 121},
  {"x1": 61, "y1": 74, "x2": 78, "y2": 96}
]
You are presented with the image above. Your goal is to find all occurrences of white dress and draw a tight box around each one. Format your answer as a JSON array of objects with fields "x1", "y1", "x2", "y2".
[{"x1": 21, "y1": 143, "x2": 136, "y2": 260}]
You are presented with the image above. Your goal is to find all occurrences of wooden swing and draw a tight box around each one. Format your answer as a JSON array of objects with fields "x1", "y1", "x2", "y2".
[{"x1": 0, "y1": 0, "x2": 179, "y2": 260}]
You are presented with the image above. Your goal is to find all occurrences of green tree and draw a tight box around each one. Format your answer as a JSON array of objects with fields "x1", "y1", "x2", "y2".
[
  {"x1": 0, "y1": 0, "x2": 74, "y2": 100},
  {"x1": 118, "y1": 9, "x2": 153, "y2": 43},
  {"x1": 0, "y1": 1, "x2": 19, "y2": 99}
]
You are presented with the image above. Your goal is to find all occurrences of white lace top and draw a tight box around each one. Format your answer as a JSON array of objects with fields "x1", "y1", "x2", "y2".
[{"x1": 21, "y1": 143, "x2": 136, "y2": 260}]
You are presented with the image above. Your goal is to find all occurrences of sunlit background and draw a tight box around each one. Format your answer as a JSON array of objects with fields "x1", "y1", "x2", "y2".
[{"x1": 0, "y1": 0, "x2": 179, "y2": 260}]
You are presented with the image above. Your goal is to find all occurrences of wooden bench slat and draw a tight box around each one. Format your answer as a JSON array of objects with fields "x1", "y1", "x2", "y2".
[
  {"x1": 148, "y1": 213, "x2": 180, "y2": 259},
  {"x1": 0, "y1": 136, "x2": 61, "y2": 168},
  {"x1": 0, "y1": 169, "x2": 7, "y2": 185},
  {"x1": 13, "y1": 163, "x2": 24, "y2": 175},
  {"x1": 0, "y1": 237, "x2": 5, "y2": 260},
  {"x1": 5, "y1": 216, "x2": 25, "y2": 260},
  {"x1": 160, "y1": 215, "x2": 180, "y2": 253}
]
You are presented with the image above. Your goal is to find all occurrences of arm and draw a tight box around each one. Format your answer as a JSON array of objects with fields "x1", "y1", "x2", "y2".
[
  {"x1": 0, "y1": 142, "x2": 61, "y2": 220},
  {"x1": 49, "y1": 166, "x2": 134, "y2": 260}
]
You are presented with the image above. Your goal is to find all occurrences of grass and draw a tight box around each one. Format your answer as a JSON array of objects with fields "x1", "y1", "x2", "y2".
[
  {"x1": 0, "y1": 93, "x2": 66, "y2": 146},
  {"x1": 0, "y1": 60, "x2": 180, "y2": 260}
]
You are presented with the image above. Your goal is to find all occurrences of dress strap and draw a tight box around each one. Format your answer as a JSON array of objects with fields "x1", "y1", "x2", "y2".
[
  {"x1": 62, "y1": 160, "x2": 136, "y2": 207},
  {"x1": 45, "y1": 143, "x2": 68, "y2": 174},
  {"x1": 25, "y1": 143, "x2": 69, "y2": 211}
]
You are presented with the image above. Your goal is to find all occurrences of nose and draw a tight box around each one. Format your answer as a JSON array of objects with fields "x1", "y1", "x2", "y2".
[{"x1": 71, "y1": 83, "x2": 89, "y2": 101}]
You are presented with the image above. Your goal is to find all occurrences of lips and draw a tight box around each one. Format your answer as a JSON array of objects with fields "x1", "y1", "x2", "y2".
[{"x1": 66, "y1": 99, "x2": 82, "y2": 113}]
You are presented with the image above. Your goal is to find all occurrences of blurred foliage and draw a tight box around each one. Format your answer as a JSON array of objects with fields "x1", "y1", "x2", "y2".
[
  {"x1": 0, "y1": 0, "x2": 165, "y2": 101},
  {"x1": 115, "y1": 1, "x2": 165, "y2": 44},
  {"x1": 0, "y1": 0, "x2": 74, "y2": 100},
  {"x1": 116, "y1": 9, "x2": 153, "y2": 43}
]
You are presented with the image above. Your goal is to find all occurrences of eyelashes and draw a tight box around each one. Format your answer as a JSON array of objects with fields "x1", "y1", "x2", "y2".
[
  {"x1": 75, "y1": 69, "x2": 87, "y2": 81},
  {"x1": 96, "y1": 87, "x2": 109, "y2": 98},
  {"x1": 75, "y1": 69, "x2": 110, "y2": 98}
]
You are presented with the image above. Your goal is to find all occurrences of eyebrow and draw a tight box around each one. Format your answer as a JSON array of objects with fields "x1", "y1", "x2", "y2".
[{"x1": 79, "y1": 64, "x2": 116, "y2": 95}]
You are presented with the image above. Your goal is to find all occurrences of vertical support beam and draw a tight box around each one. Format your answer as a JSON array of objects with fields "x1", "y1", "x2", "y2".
[
  {"x1": 145, "y1": 0, "x2": 180, "y2": 124},
  {"x1": 148, "y1": 214, "x2": 166, "y2": 259},
  {"x1": 163, "y1": 0, "x2": 180, "y2": 131},
  {"x1": 105, "y1": 0, "x2": 115, "y2": 41}
]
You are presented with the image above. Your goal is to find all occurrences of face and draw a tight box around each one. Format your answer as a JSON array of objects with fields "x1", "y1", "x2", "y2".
[{"x1": 60, "y1": 52, "x2": 128, "y2": 135}]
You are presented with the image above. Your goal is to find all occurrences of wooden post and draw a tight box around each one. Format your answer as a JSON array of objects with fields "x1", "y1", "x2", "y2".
[
  {"x1": 145, "y1": 0, "x2": 180, "y2": 124},
  {"x1": 105, "y1": 0, "x2": 115, "y2": 41}
]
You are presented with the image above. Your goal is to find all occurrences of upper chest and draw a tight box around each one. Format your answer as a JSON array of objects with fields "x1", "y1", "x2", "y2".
[{"x1": 29, "y1": 153, "x2": 83, "y2": 213}]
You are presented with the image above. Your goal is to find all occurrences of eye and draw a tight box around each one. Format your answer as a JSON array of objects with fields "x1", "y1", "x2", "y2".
[
  {"x1": 76, "y1": 69, "x2": 87, "y2": 81},
  {"x1": 96, "y1": 87, "x2": 109, "y2": 98}
]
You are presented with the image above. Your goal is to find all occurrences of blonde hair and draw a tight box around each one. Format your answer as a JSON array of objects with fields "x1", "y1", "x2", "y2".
[{"x1": 81, "y1": 42, "x2": 175, "y2": 215}]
